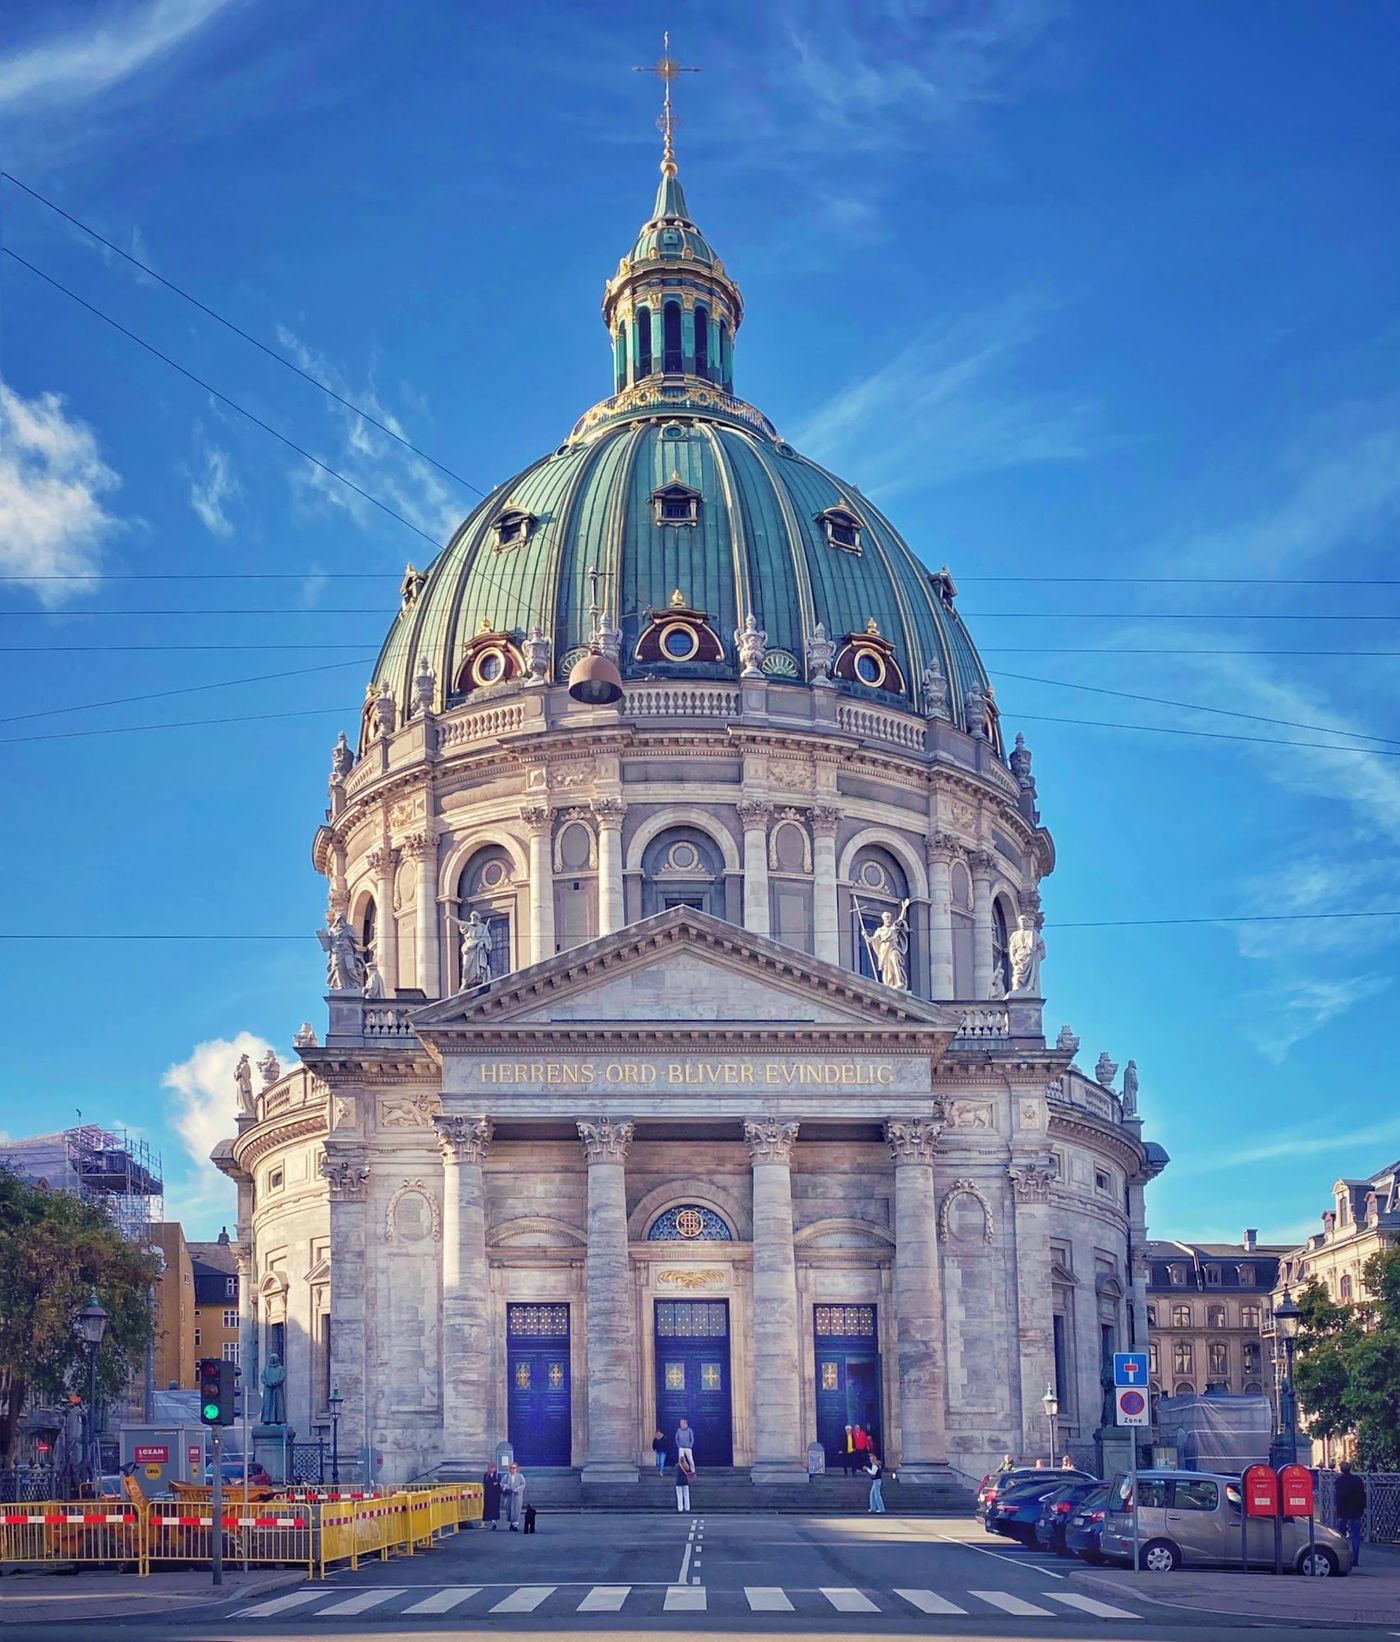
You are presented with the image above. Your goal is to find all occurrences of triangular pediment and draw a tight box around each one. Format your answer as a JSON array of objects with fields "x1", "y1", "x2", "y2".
[{"x1": 411, "y1": 907, "x2": 960, "y2": 1040}]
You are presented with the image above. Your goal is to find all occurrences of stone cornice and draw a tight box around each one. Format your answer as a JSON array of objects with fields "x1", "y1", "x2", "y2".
[
  {"x1": 1047, "y1": 1108, "x2": 1149, "y2": 1173},
  {"x1": 235, "y1": 1112, "x2": 327, "y2": 1173}
]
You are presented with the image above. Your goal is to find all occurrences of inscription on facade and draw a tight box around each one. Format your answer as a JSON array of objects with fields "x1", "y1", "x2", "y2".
[{"x1": 476, "y1": 1058, "x2": 898, "y2": 1088}]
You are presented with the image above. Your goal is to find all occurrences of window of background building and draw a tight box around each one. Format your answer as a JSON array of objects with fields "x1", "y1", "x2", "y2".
[
  {"x1": 1146, "y1": 1304, "x2": 1157, "y2": 1326},
  {"x1": 1205, "y1": 1264, "x2": 1221, "y2": 1286},
  {"x1": 1208, "y1": 1341, "x2": 1229, "y2": 1377},
  {"x1": 225, "y1": 1277, "x2": 236, "y2": 1296},
  {"x1": 1169, "y1": 1265, "x2": 1187, "y2": 1286},
  {"x1": 1148, "y1": 1341, "x2": 1159, "y2": 1376},
  {"x1": 222, "y1": 1342, "x2": 239, "y2": 1364},
  {"x1": 1241, "y1": 1303, "x2": 1261, "y2": 1330},
  {"x1": 1172, "y1": 1303, "x2": 1192, "y2": 1328},
  {"x1": 1174, "y1": 1341, "x2": 1193, "y2": 1376},
  {"x1": 1207, "y1": 1303, "x2": 1227, "y2": 1329},
  {"x1": 1243, "y1": 1341, "x2": 1262, "y2": 1375},
  {"x1": 222, "y1": 1308, "x2": 238, "y2": 1329},
  {"x1": 1340, "y1": 1274, "x2": 1353, "y2": 1300},
  {"x1": 1238, "y1": 1265, "x2": 1256, "y2": 1287},
  {"x1": 193, "y1": 1328, "x2": 201, "y2": 1347}
]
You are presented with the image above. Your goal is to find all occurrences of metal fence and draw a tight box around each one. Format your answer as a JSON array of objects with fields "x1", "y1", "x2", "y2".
[
  {"x1": 0, "y1": 1466, "x2": 59, "y2": 1503},
  {"x1": 1316, "y1": 1470, "x2": 1400, "y2": 1544}
]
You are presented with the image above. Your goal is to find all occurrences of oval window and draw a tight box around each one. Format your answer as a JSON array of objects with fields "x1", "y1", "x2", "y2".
[
  {"x1": 854, "y1": 649, "x2": 885, "y2": 687},
  {"x1": 660, "y1": 622, "x2": 699, "y2": 661},
  {"x1": 475, "y1": 649, "x2": 505, "y2": 684}
]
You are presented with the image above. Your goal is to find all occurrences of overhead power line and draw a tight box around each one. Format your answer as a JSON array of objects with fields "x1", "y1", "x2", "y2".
[
  {"x1": 1016, "y1": 711, "x2": 1400, "y2": 757},
  {"x1": 0, "y1": 607, "x2": 390, "y2": 617},
  {"x1": 964, "y1": 611, "x2": 1400, "y2": 621},
  {"x1": 0, "y1": 705, "x2": 346, "y2": 745},
  {"x1": 980, "y1": 648, "x2": 1400, "y2": 657},
  {"x1": 1, "y1": 172, "x2": 488, "y2": 498},
  {"x1": 960, "y1": 575, "x2": 1400, "y2": 586},
  {"x1": 7, "y1": 659, "x2": 373, "y2": 726}
]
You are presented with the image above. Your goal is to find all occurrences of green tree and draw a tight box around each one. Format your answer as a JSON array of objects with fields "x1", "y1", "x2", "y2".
[
  {"x1": 0, "y1": 1168, "x2": 158, "y2": 1464},
  {"x1": 1292, "y1": 1246, "x2": 1400, "y2": 1468}
]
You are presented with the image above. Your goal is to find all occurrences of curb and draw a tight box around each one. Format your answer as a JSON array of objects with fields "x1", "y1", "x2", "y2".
[
  {"x1": 1068, "y1": 1567, "x2": 1398, "y2": 1629},
  {"x1": 0, "y1": 1568, "x2": 308, "y2": 1627}
]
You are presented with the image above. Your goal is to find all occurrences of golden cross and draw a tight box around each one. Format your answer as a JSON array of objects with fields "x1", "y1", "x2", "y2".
[{"x1": 634, "y1": 31, "x2": 701, "y2": 172}]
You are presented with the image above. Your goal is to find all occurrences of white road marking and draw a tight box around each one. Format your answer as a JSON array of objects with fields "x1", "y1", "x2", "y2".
[
  {"x1": 895, "y1": 1588, "x2": 968, "y2": 1615},
  {"x1": 1049, "y1": 1590, "x2": 1142, "y2": 1619},
  {"x1": 972, "y1": 1589, "x2": 1055, "y2": 1616},
  {"x1": 240, "y1": 1589, "x2": 326, "y2": 1618},
  {"x1": 577, "y1": 1585, "x2": 630, "y2": 1612},
  {"x1": 677, "y1": 1533, "x2": 693, "y2": 1584},
  {"x1": 936, "y1": 1531, "x2": 1065, "y2": 1576},
  {"x1": 665, "y1": 1585, "x2": 707, "y2": 1610},
  {"x1": 490, "y1": 1586, "x2": 555, "y2": 1613},
  {"x1": 317, "y1": 1588, "x2": 407, "y2": 1616},
  {"x1": 746, "y1": 1586, "x2": 795, "y2": 1611},
  {"x1": 403, "y1": 1587, "x2": 481, "y2": 1614},
  {"x1": 822, "y1": 1587, "x2": 879, "y2": 1612}
]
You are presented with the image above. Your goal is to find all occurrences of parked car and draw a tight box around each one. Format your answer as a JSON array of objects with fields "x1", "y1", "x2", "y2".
[
  {"x1": 1099, "y1": 1470, "x2": 1351, "y2": 1576},
  {"x1": 986, "y1": 1471, "x2": 1096, "y2": 1542},
  {"x1": 976, "y1": 1465, "x2": 1073, "y2": 1518},
  {"x1": 1034, "y1": 1479, "x2": 1104, "y2": 1555},
  {"x1": 1066, "y1": 1484, "x2": 1112, "y2": 1563}
]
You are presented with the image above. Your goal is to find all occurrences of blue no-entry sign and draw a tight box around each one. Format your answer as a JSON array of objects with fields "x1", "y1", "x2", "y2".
[{"x1": 1113, "y1": 1351, "x2": 1149, "y2": 1388}]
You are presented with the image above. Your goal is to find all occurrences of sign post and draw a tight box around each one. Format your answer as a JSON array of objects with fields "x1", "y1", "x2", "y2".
[
  {"x1": 1112, "y1": 1353, "x2": 1149, "y2": 1571},
  {"x1": 210, "y1": 1427, "x2": 223, "y2": 1587}
]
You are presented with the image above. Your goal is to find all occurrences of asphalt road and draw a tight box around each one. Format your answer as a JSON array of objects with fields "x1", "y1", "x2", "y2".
[{"x1": 0, "y1": 1514, "x2": 1388, "y2": 1642}]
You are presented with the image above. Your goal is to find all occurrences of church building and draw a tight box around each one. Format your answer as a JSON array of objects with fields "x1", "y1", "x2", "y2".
[{"x1": 217, "y1": 112, "x2": 1167, "y2": 1490}]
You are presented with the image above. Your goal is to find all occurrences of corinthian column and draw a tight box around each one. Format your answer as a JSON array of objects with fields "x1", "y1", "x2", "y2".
[
  {"x1": 1008, "y1": 1160, "x2": 1056, "y2": 1458},
  {"x1": 592, "y1": 798, "x2": 626, "y2": 935},
  {"x1": 885, "y1": 1116, "x2": 948, "y2": 1476},
  {"x1": 810, "y1": 807, "x2": 840, "y2": 965},
  {"x1": 436, "y1": 1116, "x2": 493, "y2": 1469},
  {"x1": 366, "y1": 846, "x2": 399, "y2": 992},
  {"x1": 521, "y1": 807, "x2": 556, "y2": 964},
  {"x1": 578, "y1": 1119, "x2": 638, "y2": 1483},
  {"x1": 737, "y1": 801, "x2": 771, "y2": 936},
  {"x1": 745, "y1": 1117, "x2": 807, "y2": 1481},
  {"x1": 403, "y1": 832, "x2": 439, "y2": 996},
  {"x1": 319, "y1": 1150, "x2": 370, "y2": 1465},
  {"x1": 970, "y1": 849, "x2": 996, "y2": 1000},
  {"x1": 925, "y1": 835, "x2": 957, "y2": 1000}
]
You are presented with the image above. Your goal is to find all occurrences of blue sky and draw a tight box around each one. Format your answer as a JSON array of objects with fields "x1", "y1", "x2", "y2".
[{"x1": 1, "y1": 0, "x2": 1397, "y2": 1242}]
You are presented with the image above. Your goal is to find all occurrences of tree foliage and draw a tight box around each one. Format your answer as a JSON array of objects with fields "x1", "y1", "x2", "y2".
[
  {"x1": 0, "y1": 1168, "x2": 158, "y2": 1462},
  {"x1": 1293, "y1": 1246, "x2": 1400, "y2": 1468}
]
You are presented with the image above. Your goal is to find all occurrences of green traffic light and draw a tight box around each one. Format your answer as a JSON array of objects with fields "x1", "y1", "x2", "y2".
[{"x1": 202, "y1": 1401, "x2": 220, "y2": 1420}]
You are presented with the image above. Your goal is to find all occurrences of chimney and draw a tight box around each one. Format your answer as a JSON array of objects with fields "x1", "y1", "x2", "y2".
[
  {"x1": 217, "y1": 1226, "x2": 230, "y2": 1246},
  {"x1": 1243, "y1": 1228, "x2": 1257, "y2": 1252}
]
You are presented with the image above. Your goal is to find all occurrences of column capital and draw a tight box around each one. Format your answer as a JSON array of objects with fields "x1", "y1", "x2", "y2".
[
  {"x1": 578, "y1": 1117, "x2": 634, "y2": 1164},
  {"x1": 744, "y1": 1116, "x2": 799, "y2": 1164},
  {"x1": 925, "y1": 830, "x2": 962, "y2": 864},
  {"x1": 736, "y1": 799, "x2": 771, "y2": 829},
  {"x1": 320, "y1": 1150, "x2": 370, "y2": 1200},
  {"x1": 809, "y1": 805, "x2": 841, "y2": 839},
  {"x1": 435, "y1": 1114, "x2": 493, "y2": 1165},
  {"x1": 365, "y1": 845, "x2": 400, "y2": 875},
  {"x1": 884, "y1": 1115, "x2": 942, "y2": 1164},
  {"x1": 1007, "y1": 1159, "x2": 1055, "y2": 1203},
  {"x1": 969, "y1": 848, "x2": 997, "y2": 878},
  {"x1": 401, "y1": 830, "x2": 438, "y2": 862},
  {"x1": 591, "y1": 796, "x2": 627, "y2": 826},
  {"x1": 519, "y1": 805, "x2": 554, "y2": 835}
]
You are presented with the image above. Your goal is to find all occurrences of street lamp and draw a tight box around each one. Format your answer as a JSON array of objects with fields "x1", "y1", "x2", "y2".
[
  {"x1": 1042, "y1": 1382, "x2": 1059, "y2": 1467},
  {"x1": 1274, "y1": 1287, "x2": 1302, "y2": 1464},
  {"x1": 76, "y1": 1293, "x2": 109, "y2": 1491},
  {"x1": 328, "y1": 1384, "x2": 343, "y2": 1485}
]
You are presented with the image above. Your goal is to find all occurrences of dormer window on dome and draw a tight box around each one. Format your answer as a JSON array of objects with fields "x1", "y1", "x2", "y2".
[
  {"x1": 636, "y1": 591, "x2": 724, "y2": 666},
  {"x1": 454, "y1": 625, "x2": 525, "y2": 695},
  {"x1": 653, "y1": 476, "x2": 700, "y2": 527},
  {"x1": 833, "y1": 619, "x2": 906, "y2": 694},
  {"x1": 819, "y1": 506, "x2": 864, "y2": 555},
  {"x1": 492, "y1": 505, "x2": 536, "y2": 551}
]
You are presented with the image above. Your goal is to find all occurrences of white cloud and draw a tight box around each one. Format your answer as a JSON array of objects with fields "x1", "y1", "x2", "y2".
[
  {"x1": 0, "y1": 382, "x2": 120, "y2": 604},
  {"x1": 161, "y1": 1029, "x2": 271, "y2": 1209},
  {"x1": 1174, "y1": 1111, "x2": 1400, "y2": 1175},
  {"x1": 188, "y1": 432, "x2": 237, "y2": 537},
  {"x1": 793, "y1": 296, "x2": 1095, "y2": 496},
  {"x1": 0, "y1": 0, "x2": 237, "y2": 112}
]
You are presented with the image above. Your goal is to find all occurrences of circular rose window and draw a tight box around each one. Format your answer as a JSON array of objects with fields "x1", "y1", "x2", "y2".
[{"x1": 675, "y1": 1208, "x2": 705, "y2": 1238}]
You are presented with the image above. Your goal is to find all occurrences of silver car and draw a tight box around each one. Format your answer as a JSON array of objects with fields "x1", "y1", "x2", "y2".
[{"x1": 1099, "y1": 1469, "x2": 1351, "y2": 1576}]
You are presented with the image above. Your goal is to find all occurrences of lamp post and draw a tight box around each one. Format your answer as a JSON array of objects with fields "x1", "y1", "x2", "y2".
[
  {"x1": 1274, "y1": 1287, "x2": 1301, "y2": 1465},
  {"x1": 76, "y1": 1293, "x2": 110, "y2": 1492},
  {"x1": 1042, "y1": 1382, "x2": 1059, "y2": 1468},
  {"x1": 328, "y1": 1384, "x2": 343, "y2": 1485}
]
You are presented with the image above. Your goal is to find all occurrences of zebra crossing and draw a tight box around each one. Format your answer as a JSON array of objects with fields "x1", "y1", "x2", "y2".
[{"x1": 241, "y1": 1580, "x2": 1145, "y2": 1622}]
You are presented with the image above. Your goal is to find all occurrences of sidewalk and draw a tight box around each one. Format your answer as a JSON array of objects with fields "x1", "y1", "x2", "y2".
[
  {"x1": 1070, "y1": 1539, "x2": 1400, "y2": 1628},
  {"x1": 0, "y1": 1566, "x2": 307, "y2": 1626}
]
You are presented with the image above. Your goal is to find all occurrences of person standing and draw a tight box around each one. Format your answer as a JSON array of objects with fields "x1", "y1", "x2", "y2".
[
  {"x1": 853, "y1": 1424, "x2": 870, "y2": 1468},
  {"x1": 674, "y1": 1452, "x2": 695, "y2": 1513},
  {"x1": 841, "y1": 1424, "x2": 856, "y2": 1476},
  {"x1": 1336, "y1": 1461, "x2": 1367, "y2": 1567},
  {"x1": 997, "y1": 1453, "x2": 1016, "y2": 1473},
  {"x1": 865, "y1": 1450, "x2": 885, "y2": 1514},
  {"x1": 675, "y1": 1418, "x2": 695, "y2": 1468},
  {"x1": 482, "y1": 1461, "x2": 502, "y2": 1530},
  {"x1": 652, "y1": 1429, "x2": 668, "y2": 1474},
  {"x1": 1060, "y1": 1454, "x2": 1075, "y2": 1470},
  {"x1": 502, "y1": 1461, "x2": 527, "y2": 1531}
]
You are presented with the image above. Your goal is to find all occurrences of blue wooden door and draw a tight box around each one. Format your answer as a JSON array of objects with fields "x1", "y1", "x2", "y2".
[
  {"x1": 654, "y1": 1299, "x2": 733, "y2": 1466},
  {"x1": 506, "y1": 1304, "x2": 571, "y2": 1467},
  {"x1": 813, "y1": 1304, "x2": 883, "y2": 1463}
]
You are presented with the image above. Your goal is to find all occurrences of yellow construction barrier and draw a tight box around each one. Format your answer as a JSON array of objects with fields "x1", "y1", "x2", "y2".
[
  {"x1": 0, "y1": 1502, "x2": 146, "y2": 1574},
  {"x1": 147, "y1": 1499, "x2": 316, "y2": 1576}
]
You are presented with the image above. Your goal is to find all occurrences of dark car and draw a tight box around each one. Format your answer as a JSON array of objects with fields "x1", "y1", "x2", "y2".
[
  {"x1": 1066, "y1": 1485, "x2": 1112, "y2": 1563},
  {"x1": 986, "y1": 1471, "x2": 1096, "y2": 1543},
  {"x1": 976, "y1": 1465, "x2": 1062, "y2": 1518},
  {"x1": 1034, "y1": 1479, "x2": 1103, "y2": 1555}
]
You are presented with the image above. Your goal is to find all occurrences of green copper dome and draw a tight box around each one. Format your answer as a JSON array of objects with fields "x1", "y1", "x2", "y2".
[{"x1": 368, "y1": 153, "x2": 993, "y2": 736}]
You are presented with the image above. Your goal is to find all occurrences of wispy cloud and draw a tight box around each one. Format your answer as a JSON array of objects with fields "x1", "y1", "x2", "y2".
[
  {"x1": 1174, "y1": 1113, "x2": 1400, "y2": 1176},
  {"x1": 161, "y1": 1029, "x2": 270, "y2": 1227},
  {"x1": 188, "y1": 429, "x2": 237, "y2": 537},
  {"x1": 0, "y1": 382, "x2": 120, "y2": 604},
  {"x1": 792, "y1": 296, "x2": 1095, "y2": 496},
  {"x1": 0, "y1": 0, "x2": 237, "y2": 112}
]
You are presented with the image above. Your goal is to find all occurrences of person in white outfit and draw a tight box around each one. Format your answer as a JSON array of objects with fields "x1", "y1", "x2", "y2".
[
  {"x1": 674, "y1": 1419, "x2": 695, "y2": 1468},
  {"x1": 674, "y1": 1453, "x2": 694, "y2": 1512}
]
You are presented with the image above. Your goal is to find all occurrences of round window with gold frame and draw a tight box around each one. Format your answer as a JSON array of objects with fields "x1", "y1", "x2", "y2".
[
  {"x1": 658, "y1": 621, "x2": 700, "y2": 662},
  {"x1": 471, "y1": 645, "x2": 509, "y2": 687},
  {"x1": 853, "y1": 647, "x2": 887, "y2": 688}
]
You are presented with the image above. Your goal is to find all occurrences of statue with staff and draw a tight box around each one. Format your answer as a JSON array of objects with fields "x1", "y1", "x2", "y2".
[
  {"x1": 855, "y1": 895, "x2": 912, "y2": 990},
  {"x1": 447, "y1": 908, "x2": 495, "y2": 990}
]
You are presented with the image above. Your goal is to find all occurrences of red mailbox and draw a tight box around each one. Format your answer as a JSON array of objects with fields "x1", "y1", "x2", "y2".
[
  {"x1": 1279, "y1": 1463, "x2": 1315, "y2": 1518},
  {"x1": 1243, "y1": 1463, "x2": 1279, "y2": 1517}
]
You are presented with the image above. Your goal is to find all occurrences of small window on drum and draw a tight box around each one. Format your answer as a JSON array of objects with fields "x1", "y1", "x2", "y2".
[
  {"x1": 473, "y1": 647, "x2": 507, "y2": 686},
  {"x1": 853, "y1": 649, "x2": 885, "y2": 687},
  {"x1": 659, "y1": 621, "x2": 700, "y2": 662}
]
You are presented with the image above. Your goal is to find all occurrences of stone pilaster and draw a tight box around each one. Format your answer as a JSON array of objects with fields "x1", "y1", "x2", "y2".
[
  {"x1": 1008, "y1": 1159, "x2": 1056, "y2": 1459},
  {"x1": 592, "y1": 799, "x2": 626, "y2": 935},
  {"x1": 744, "y1": 1117, "x2": 807, "y2": 1481},
  {"x1": 737, "y1": 801, "x2": 771, "y2": 937},
  {"x1": 435, "y1": 1116, "x2": 493, "y2": 1469},
  {"x1": 320, "y1": 1150, "x2": 371, "y2": 1463},
  {"x1": 403, "y1": 831, "x2": 439, "y2": 996},
  {"x1": 578, "y1": 1118, "x2": 638, "y2": 1482},
  {"x1": 521, "y1": 807, "x2": 556, "y2": 963},
  {"x1": 810, "y1": 807, "x2": 840, "y2": 965},
  {"x1": 925, "y1": 834, "x2": 957, "y2": 999},
  {"x1": 366, "y1": 845, "x2": 400, "y2": 992},
  {"x1": 970, "y1": 849, "x2": 996, "y2": 1000},
  {"x1": 885, "y1": 1115, "x2": 948, "y2": 1476}
]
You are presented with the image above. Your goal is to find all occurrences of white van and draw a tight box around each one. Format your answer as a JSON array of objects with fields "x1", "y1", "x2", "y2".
[{"x1": 1099, "y1": 1469, "x2": 1350, "y2": 1576}]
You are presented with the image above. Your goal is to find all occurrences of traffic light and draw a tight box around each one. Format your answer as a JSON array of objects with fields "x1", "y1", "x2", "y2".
[{"x1": 198, "y1": 1357, "x2": 234, "y2": 1426}]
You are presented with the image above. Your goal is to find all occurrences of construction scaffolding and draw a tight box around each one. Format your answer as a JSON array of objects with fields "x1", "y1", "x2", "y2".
[{"x1": 0, "y1": 1125, "x2": 164, "y2": 1244}]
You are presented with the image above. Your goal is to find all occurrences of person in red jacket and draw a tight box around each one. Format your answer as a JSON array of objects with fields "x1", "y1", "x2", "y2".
[{"x1": 852, "y1": 1425, "x2": 870, "y2": 1461}]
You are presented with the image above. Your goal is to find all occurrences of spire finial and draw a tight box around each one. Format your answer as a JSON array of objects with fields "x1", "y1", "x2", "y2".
[{"x1": 635, "y1": 32, "x2": 700, "y2": 179}]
